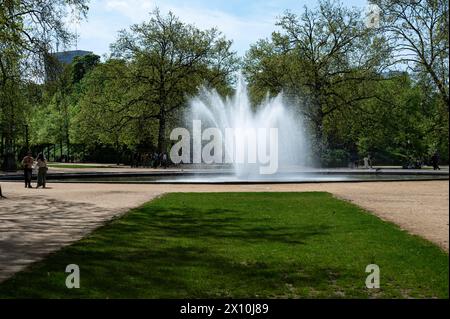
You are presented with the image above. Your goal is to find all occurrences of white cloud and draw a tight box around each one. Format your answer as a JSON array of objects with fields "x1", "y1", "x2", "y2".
[
  {"x1": 72, "y1": 0, "x2": 369, "y2": 57},
  {"x1": 73, "y1": 0, "x2": 281, "y2": 56},
  {"x1": 104, "y1": 0, "x2": 155, "y2": 20},
  {"x1": 161, "y1": 4, "x2": 277, "y2": 54}
]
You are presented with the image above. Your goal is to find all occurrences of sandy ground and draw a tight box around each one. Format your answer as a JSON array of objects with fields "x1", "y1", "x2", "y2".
[{"x1": 0, "y1": 180, "x2": 448, "y2": 283}]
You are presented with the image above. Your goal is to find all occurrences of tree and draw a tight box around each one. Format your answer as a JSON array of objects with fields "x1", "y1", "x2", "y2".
[
  {"x1": 74, "y1": 59, "x2": 147, "y2": 158},
  {"x1": 325, "y1": 72, "x2": 444, "y2": 165},
  {"x1": 71, "y1": 53, "x2": 100, "y2": 84},
  {"x1": 371, "y1": 0, "x2": 449, "y2": 109},
  {"x1": 110, "y1": 9, "x2": 239, "y2": 153},
  {"x1": 244, "y1": 0, "x2": 390, "y2": 160},
  {"x1": 28, "y1": 53, "x2": 100, "y2": 161},
  {"x1": 0, "y1": 0, "x2": 89, "y2": 169},
  {"x1": 0, "y1": 56, "x2": 27, "y2": 170}
]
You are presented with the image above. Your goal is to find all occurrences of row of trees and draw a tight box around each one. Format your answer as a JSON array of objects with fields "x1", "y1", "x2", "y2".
[
  {"x1": 243, "y1": 0, "x2": 448, "y2": 165},
  {"x1": 1, "y1": 0, "x2": 449, "y2": 169},
  {"x1": 29, "y1": 10, "x2": 239, "y2": 165},
  {"x1": 0, "y1": 0, "x2": 89, "y2": 170}
]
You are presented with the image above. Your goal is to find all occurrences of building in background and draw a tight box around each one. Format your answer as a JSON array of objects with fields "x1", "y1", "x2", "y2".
[
  {"x1": 45, "y1": 50, "x2": 93, "y2": 81},
  {"x1": 52, "y1": 50, "x2": 93, "y2": 64}
]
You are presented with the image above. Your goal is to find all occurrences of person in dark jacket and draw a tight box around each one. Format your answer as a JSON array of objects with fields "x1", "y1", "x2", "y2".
[{"x1": 431, "y1": 152, "x2": 440, "y2": 170}]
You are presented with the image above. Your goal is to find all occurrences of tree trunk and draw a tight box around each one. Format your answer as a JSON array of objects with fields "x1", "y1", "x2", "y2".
[
  {"x1": 115, "y1": 141, "x2": 121, "y2": 165},
  {"x1": 425, "y1": 64, "x2": 449, "y2": 111},
  {"x1": 66, "y1": 131, "x2": 70, "y2": 161},
  {"x1": 2, "y1": 102, "x2": 17, "y2": 171},
  {"x1": 157, "y1": 108, "x2": 166, "y2": 154},
  {"x1": 60, "y1": 140, "x2": 63, "y2": 161}
]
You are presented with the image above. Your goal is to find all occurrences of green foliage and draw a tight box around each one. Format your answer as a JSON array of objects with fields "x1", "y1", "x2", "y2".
[
  {"x1": 0, "y1": 0, "x2": 89, "y2": 166},
  {"x1": 2, "y1": 1, "x2": 448, "y2": 167},
  {"x1": 371, "y1": 0, "x2": 449, "y2": 108},
  {"x1": 244, "y1": 0, "x2": 391, "y2": 163},
  {"x1": 74, "y1": 59, "x2": 152, "y2": 149},
  {"x1": 243, "y1": 0, "x2": 448, "y2": 165},
  {"x1": 328, "y1": 73, "x2": 448, "y2": 164},
  {"x1": 109, "y1": 9, "x2": 239, "y2": 152},
  {"x1": 71, "y1": 54, "x2": 100, "y2": 84},
  {"x1": 50, "y1": 9, "x2": 240, "y2": 158},
  {"x1": 321, "y1": 149, "x2": 350, "y2": 168}
]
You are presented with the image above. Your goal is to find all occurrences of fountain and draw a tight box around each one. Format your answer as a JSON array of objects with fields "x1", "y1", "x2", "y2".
[
  {"x1": 3, "y1": 74, "x2": 446, "y2": 184},
  {"x1": 180, "y1": 72, "x2": 310, "y2": 180},
  {"x1": 142, "y1": 72, "x2": 446, "y2": 183}
]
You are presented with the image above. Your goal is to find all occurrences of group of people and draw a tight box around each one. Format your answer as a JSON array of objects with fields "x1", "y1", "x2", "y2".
[
  {"x1": 21, "y1": 151, "x2": 48, "y2": 189},
  {"x1": 131, "y1": 151, "x2": 170, "y2": 169},
  {"x1": 349, "y1": 153, "x2": 372, "y2": 169},
  {"x1": 350, "y1": 152, "x2": 441, "y2": 170}
]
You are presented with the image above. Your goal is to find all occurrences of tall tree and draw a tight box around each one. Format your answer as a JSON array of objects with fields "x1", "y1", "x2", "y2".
[
  {"x1": 74, "y1": 59, "x2": 146, "y2": 154},
  {"x1": 0, "y1": 0, "x2": 89, "y2": 169},
  {"x1": 244, "y1": 0, "x2": 390, "y2": 159},
  {"x1": 0, "y1": 0, "x2": 89, "y2": 80},
  {"x1": 111, "y1": 9, "x2": 239, "y2": 153},
  {"x1": 371, "y1": 0, "x2": 449, "y2": 109},
  {"x1": 29, "y1": 54, "x2": 100, "y2": 160}
]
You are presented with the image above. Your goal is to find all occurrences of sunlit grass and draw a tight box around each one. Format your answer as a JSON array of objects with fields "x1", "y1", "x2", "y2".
[{"x1": 0, "y1": 192, "x2": 447, "y2": 298}]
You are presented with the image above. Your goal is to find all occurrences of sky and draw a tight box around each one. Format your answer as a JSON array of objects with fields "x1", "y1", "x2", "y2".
[{"x1": 68, "y1": 0, "x2": 370, "y2": 58}]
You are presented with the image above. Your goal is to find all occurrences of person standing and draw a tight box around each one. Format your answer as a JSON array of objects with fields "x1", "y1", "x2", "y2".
[
  {"x1": 162, "y1": 152, "x2": 168, "y2": 169},
  {"x1": 350, "y1": 152, "x2": 359, "y2": 169},
  {"x1": 21, "y1": 151, "x2": 34, "y2": 188},
  {"x1": 363, "y1": 156, "x2": 369, "y2": 169},
  {"x1": 36, "y1": 153, "x2": 48, "y2": 188},
  {"x1": 431, "y1": 152, "x2": 440, "y2": 170}
]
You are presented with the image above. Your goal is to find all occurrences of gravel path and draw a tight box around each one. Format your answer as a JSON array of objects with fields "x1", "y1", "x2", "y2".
[{"x1": 0, "y1": 180, "x2": 448, "y2": 283}]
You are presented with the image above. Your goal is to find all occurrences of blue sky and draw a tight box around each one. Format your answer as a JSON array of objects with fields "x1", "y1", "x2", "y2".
[{"x1": 69, "y1": 0, "x2": 369, "y2": 58}]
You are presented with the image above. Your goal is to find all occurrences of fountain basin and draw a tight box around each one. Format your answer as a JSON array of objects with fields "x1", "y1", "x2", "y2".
[{"x1": 1, "y1": 169, "x2": 446, "y2": 184}]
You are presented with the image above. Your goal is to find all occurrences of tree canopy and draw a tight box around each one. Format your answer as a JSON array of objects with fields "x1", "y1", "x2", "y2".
[{"x1": 1, "y1": 1, "x2": 448, "y2": 168}]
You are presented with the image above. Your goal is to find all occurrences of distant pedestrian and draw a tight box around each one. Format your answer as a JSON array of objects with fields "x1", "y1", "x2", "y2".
[
  {"x1": 36, "y1": 153, "x2": 48, "y2": 188},
  {"x1": 21, "y1": 151, "x2": 34, "y2": 188},
  {"x1": 363, "y1": 154, "x2": 373, "y2": 169},
  {"x1": 350, "y1": 152, "x2": 359, "y2": 169},
  {"x1": 431, "y1": 152, "x2": 440, "y2": 170},
  {"x1": 152, "y1": 152, "x2": 159, "y2": 168},
  {"x1": 363, "y1": 156, "x2": 369, "y2": 169},
  {"x1": 162, "y1": 152, "x2": 168, "y2": 169}
]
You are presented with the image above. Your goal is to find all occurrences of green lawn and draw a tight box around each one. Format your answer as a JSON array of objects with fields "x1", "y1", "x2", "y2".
[{"x1": 0, "y1": 192, "x2": 447, "y2": 298}]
